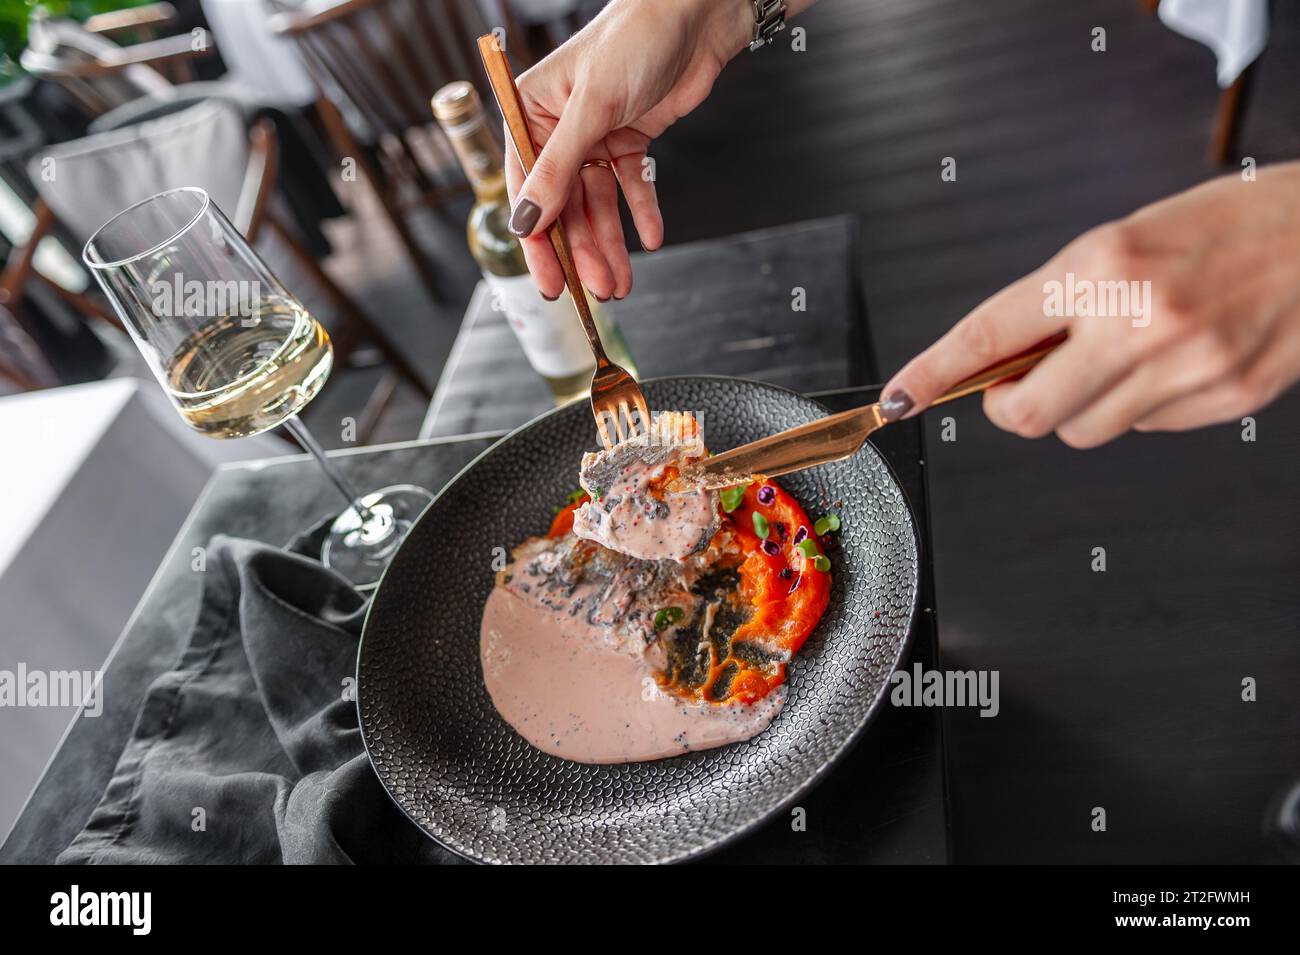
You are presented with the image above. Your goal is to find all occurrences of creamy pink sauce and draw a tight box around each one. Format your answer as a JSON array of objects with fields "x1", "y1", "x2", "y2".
[
  {"x1": 571, "y1": 431, "x2": 718, "y2": 562},
  {"x1": 479, "y1": 534, "x2": 783, "y2": 763}
]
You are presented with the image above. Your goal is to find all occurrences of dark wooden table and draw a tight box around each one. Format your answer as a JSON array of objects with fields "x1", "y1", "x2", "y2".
[
  {"x1": 420, "y1": 216, "x2": 875, "y2": 438},
  {"x1": 927, "y1": 392, "x2": 1300, "y2": 864},
  {"x1": 0, "y1": 392, "x2": 949, "y2": 865}
]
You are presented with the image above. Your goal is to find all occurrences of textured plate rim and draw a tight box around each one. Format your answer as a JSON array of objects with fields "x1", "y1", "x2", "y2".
[{"x1": 357, "y1": 374, "x2": 923, "y2": 864}]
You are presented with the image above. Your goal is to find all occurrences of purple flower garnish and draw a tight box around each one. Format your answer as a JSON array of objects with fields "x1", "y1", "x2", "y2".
[
  {"x1": 793, "y1": 525, "x2": 808, "y2": 545},
  {"x1": 761, "y1": 539, "x2": 780, "y2": 556},
  {"x1": 756, "y1": 484, "x2": 776, "y2": 506},
  {"x1": 787, "y1": 574, "x2": 802, "y2": 594}
]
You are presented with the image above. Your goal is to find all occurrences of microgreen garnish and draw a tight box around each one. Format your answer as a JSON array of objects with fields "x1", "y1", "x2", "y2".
[
  {"x1": 566, "y1": 489, "x2": 585, "y2": 505},
  {"x1": 752, "y1": 512, "x2": 769, "y2": 539},
  {"x1": 720, "y1": 483, "x2": 750, "y2": 513},
  {"x1": 813, "y1": 555, "x2": 831, "y2": 573},
  {"x1": 813, "y1": 513, "x2": 841, "y2": 535},
  {"x1": 797, "y1": 539, "x2": 819, "y2": 558},
  {"x1": 654, "y1": 606, "x2": 685, "y2": 631},
  {"x1": 591, "y1": 486, "x2": 603, "y2": 501}
]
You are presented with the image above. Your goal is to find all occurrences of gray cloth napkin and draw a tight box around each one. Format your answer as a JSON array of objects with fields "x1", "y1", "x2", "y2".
[{"x1": 59, "y1": 535, "x2": 461, "y2": 865}]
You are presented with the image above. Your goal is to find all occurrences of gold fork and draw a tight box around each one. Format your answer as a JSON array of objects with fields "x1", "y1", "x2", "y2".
[{"x1": 477, "y1": 35, "x2": 650, "y2": 451}]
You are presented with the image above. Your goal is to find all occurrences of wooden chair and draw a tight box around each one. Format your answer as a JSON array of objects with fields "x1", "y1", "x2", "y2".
[
  {"x1": 0, "y1": 303, "x2": 59, "y2": 393},
  {"x1": 17, "y1": 100, "x2": 430, "y2": 438},
  {"x1": 19, "y1": 5, "x2": 214, "y2": 119},
  {"x1": 269, "y1": 0, "x2": 533, "y2": 301}
]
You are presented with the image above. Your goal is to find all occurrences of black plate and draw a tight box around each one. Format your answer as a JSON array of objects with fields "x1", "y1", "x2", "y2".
[{"x1": 358, "y1": 377, "x2": 920, "y2": 864}]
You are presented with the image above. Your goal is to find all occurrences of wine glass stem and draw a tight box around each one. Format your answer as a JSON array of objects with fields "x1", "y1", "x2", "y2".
[{"x1": 282, "y1": 415, "x2": 374, "y2": 523}]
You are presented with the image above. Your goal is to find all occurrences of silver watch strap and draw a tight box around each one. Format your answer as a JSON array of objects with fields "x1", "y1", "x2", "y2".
[{"x1": 748, "y1": 0, "x2": 787, "y2": 52}]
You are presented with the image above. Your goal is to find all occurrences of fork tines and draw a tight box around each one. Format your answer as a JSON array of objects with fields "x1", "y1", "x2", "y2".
[{"x1": 592, "y1": 385, "x2": 650, "y2": 450}]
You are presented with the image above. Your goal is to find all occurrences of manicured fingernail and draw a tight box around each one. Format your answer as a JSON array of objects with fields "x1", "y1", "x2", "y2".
[
  {"x1": 541, "y1": 290, "x2": 560, "y2": 302},
  {"x1": 639, "y1": 240, "x2": 657, "y2": 253},
  {"x1": 593, "y1": 293, "x2": 610, "y2": 303},
  {"x1": 879, "y1": 389, "x2": 915, "y2": 422},
  {"x1": 509, "y1": 199, "x2": 540, "y2": 237}
]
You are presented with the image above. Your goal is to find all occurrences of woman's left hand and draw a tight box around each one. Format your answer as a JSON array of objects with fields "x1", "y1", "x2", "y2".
[{"x1": 879, "y1": 161, "x2": 1300, "y2": 446}]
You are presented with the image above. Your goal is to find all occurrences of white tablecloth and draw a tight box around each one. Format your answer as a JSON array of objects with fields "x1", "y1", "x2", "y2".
[{"x1": 0, "y1": 379, "x2": 281, "y2": 836}]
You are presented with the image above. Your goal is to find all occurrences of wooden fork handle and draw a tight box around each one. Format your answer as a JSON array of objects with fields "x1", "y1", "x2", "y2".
[
  {"x1": 476, "y1": 35, "x2": 609, "y2": 365},
  {"x1": 930, "y1": 331, "x2": 1069, "y2": 407}
]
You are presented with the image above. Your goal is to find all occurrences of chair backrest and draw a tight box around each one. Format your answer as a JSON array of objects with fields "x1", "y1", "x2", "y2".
[
  {"x1": 270, "y1": 0, "x2": 506, "y2": 139},
  {"x1": 27, "y1": 100, "x2": 250, "y2": 247},
  {"x1": 20, "y1": 12, "x2": 174, "y2": 117}
]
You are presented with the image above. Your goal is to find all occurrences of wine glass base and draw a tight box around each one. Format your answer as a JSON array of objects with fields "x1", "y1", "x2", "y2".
[{"x1": 321, "y1": 484, "x2": 433, "y2": 589}]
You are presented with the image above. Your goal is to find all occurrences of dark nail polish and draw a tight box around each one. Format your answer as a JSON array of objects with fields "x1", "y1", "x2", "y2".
[
  {"x1": 509, "y1": 199, "x2": 540, "y2": 237},
  {"x1": 593, "y1": 294, "x2": 610, "y2": 303},
  {"x1": 879, "y1": 389, "x2": 915, "y2": 422},
  {"x1": 541, "y1": 291, "x2": 560, "y2": 302}
]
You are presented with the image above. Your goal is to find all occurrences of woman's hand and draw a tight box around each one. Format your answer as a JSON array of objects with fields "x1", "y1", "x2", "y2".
[
  {"x1": 504, "y1": 0, "x2": 755, "y2": 300},
  {"x1": 880, "y1": 161, "x2": 1300, "y2": 445}
]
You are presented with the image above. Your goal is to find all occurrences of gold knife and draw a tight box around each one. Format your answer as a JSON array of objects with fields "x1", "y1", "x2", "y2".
[{"x1": 680, "y1": 332, "x2": 1067, "y2": 492}]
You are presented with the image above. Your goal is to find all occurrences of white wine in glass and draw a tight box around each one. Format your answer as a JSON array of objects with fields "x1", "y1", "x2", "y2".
[
  {"x1": 83, "y1": 186, "x2": 431, "y2": 588},
  {"x1": 164, "y1": 295, "x2": 332, "y2": 438}
]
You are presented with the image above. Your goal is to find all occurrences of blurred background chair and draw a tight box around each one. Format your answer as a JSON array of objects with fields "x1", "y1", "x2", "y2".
[
  {"x1": 0, "y1": 73, "x2": 120, "y2": 396},
  {"x1": 0, "y1": 303, "x2": 58, "y2": 392},
  {"x1": 1145, "y1": 0, "x2": 1271, "y2": 165},
  {"x1": 19, "y1": 4, "x2": 214, "y2": 120},
  {"x1": 26, "y1": 98, "x2": 431, "y2": 439},
  {"x1": 268, "y1": 0, "x2": 534, "y2": 301}
]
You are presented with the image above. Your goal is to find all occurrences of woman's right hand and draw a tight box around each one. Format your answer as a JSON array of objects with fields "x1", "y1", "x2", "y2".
[{"x1": 503, "y1": 0, "x2": 756, "y2": 300}]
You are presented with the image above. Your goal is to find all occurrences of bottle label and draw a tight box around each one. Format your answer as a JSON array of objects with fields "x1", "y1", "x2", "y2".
[{"x1": 485, "y1": 273, "x2": 597, "y2": 379}]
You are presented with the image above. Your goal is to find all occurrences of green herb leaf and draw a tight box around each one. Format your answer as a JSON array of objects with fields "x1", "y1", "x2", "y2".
[
  {"x1": 566, "y1": 489, "x2": 586, "y2": 505},
  {"x1": 752, "y1": 512, "x2": 769, "y2": 539},
  {"x1": 814, "y1": 513, "x2": 841, "y2": 535},
  {"x1": 654, "y1": 606, "x2": 685, "y2": 631},
  {"x1": 591, "y1": 486, "x2": 603, "y2": 501},
  {"x1": 813, "y1": 554, "x2": 831, "y2": 573},
  {"x1": 720, "y1": 483, "x2": 750, "y2": 513},
  {"x1": 797, "y1": 539, "x2": 819, "y2": 558}
]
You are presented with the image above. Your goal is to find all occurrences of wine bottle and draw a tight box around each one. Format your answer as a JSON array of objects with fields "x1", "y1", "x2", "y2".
[{"x1": 432, "y1": 81, "x2": 637, "y2": 405}]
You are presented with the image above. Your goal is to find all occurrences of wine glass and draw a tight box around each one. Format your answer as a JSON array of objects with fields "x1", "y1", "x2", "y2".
[{"x1": 82, "y1": 186, "x2": 432, "y2": 588}]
